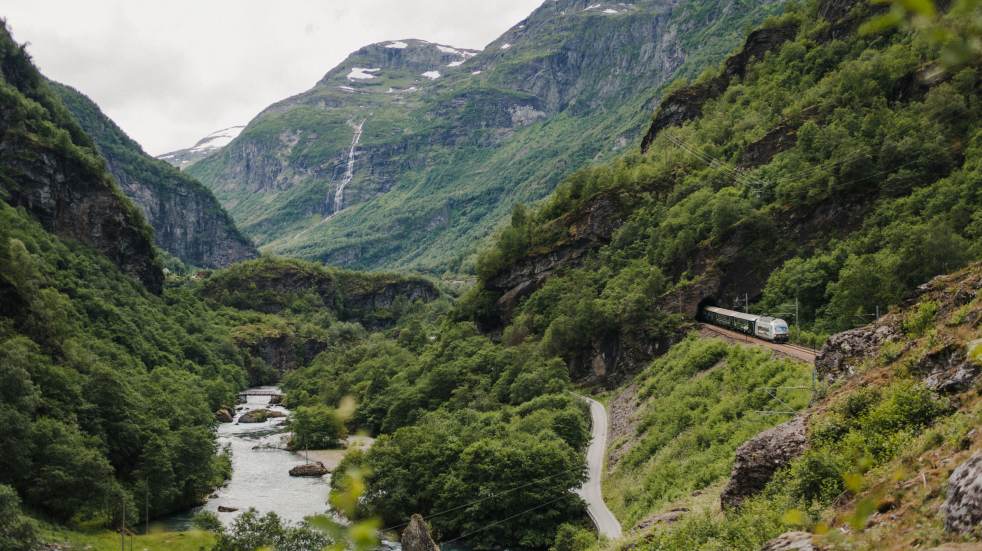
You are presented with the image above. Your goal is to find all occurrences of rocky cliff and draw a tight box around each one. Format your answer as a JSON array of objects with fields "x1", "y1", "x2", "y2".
[
  {"x1": 51, "y1": 83, "x2": 258, "y2": 269},
  {"x1": 200, "y1": 256, "x2": 439, "y2": 327},
  {"x1": 189, "y1": 0, "x2": 788, "y2": 273},
  {"x1": 0, "y1": 23, "x2": 162, "y2": 292}
]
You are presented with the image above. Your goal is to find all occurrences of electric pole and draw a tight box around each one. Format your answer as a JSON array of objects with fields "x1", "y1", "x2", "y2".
[{"x1": 120, "y1": 497, "x2": 125, "y2": 551}]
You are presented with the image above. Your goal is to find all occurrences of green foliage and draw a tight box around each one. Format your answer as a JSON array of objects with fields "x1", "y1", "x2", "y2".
[
  {"x1": 550, "y1": 523, "x2": 597, "y2": 551},
  {"x1": 0, "y1": 485, "x2": 38, "y2": 551},
  {"x1": 606, "y1": 337, "x2": 811, "y2": 527},
  {"x1": 211, "y1": 509, "x2": 331, "y2": 551},
  {"x1": 287, "y1": 316, "x2": 590, "y2": 547},
  {"x1": 470, "y1": 0, "x2": 982, "y2": 338},
  {"x1": 0, "y1": 202, "x2": 251, "y2": 522},
  {"x1": 290, "y1": 405, "x2": 347, "y2": 449}
]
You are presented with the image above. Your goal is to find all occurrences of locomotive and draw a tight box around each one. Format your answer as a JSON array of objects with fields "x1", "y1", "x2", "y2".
[{"x1": 702, "y1": 306, "x2": 790, "y2": 343}]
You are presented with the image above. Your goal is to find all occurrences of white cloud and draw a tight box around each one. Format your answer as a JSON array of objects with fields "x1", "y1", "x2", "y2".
[{"x1": 2, "y1": 0, "x2": 542, "y2": 155}]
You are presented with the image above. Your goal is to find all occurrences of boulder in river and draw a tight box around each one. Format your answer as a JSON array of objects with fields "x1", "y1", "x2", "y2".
[
  {"x1": 289, "y1": 462, "x2": 329, "y2": 477},
  {"x1": 721, "y1": 416, "x2": 808, "y2": 510},
  {"x1": 238, "y1": 408, "x2": 287, "y2": 423},
  {"x1": 217, "y1": 505, "x2": 239, "y2": 513},
  {"x1": 215, "y1": 408, "x2": 233, "y2": 423},
  {"x1": 401, "y1": 514, "x2": 439, "y2": 551}
]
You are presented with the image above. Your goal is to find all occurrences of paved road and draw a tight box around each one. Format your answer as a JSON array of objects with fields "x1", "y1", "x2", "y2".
[
  {"x1": 575, "y1": 395, "x2": 623, "y2": 541},
  {"x1": 699, "y1": 323, "x2": 817, "y2": 364}
]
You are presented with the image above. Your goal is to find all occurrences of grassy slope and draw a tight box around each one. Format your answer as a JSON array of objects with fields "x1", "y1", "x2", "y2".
[
  {"x1": 618, "y1": 262, "x2": 982, "y2": 550},
  {"x1": 603, "y1": 337, "x2": 812, "y2": 529}
]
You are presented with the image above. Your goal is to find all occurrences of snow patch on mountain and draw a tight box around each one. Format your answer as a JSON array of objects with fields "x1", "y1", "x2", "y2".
[
  {"x1": 347, "y1": 67, "x2": 381, "y2": 80},
  {"x1": 422, "y1": 70, "x2": 441, "y2": 80},
  {"x1": 190, "y1": 126, "x2": 244, "y2": 153},
  {"x1": 447, "y1": 60, "x2": 464, "y2": 67},
  {"x1": 501, "y1": 43, "x2": 512, "y2": 50},
  {"x1": 385, "y1": 41, "x2": 408, "y2": 49}
]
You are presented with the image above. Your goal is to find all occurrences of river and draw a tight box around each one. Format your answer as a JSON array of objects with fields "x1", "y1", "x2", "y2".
[{"x1": 164, "y1": 386, "x2": 332, "y2": 529}]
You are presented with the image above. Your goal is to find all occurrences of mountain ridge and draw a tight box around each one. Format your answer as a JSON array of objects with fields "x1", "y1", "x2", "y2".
[
  {"x1": 188, "y1": 0, "x2": 788, "y2": 274},
  {"x1": 51, "y1": 82, "x2": 259, "y2": 269}
]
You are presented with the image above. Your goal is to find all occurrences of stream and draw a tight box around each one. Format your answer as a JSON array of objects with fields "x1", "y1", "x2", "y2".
[{"x1": 164, "y1": 386, "x2": 332, "y2": 529}]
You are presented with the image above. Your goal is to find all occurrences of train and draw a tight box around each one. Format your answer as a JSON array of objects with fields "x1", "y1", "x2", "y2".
[{"x1": 701, "y1": 306, "x2": 790, "y2": 343}]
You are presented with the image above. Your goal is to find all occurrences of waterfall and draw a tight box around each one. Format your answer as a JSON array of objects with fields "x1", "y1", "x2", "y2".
[{"x1": 334, "y1": 119, "x2": 364, "y2": 213}]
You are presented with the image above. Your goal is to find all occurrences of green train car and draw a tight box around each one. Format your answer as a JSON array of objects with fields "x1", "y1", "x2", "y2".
[{"x1": 702, "y1": 306, "x2": 789, "y2": 343}]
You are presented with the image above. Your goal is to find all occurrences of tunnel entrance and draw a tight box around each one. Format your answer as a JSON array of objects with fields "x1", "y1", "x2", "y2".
[{"x1": 696, "y1": 297, "x2": 718, "y2": 321}]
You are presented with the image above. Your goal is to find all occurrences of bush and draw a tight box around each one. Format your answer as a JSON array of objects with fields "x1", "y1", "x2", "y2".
[
  {"x1": 290, "y1": 405, "x2": 347, "y2": 449},
  {"x1": 0, "y1": 485, "x2": 38, "y2": 551}
]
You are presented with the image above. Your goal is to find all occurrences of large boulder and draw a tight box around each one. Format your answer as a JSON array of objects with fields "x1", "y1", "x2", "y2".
[
  {"x1": 289, "y1": 462, "x2": 329, "y2": 477},
  {"x1": 942, "y1": 451, "x2": 982, "y2": 534},
  {"x1": 760, "y1": 531, "x2": 819, "y2": 551},
  {"x1": 401, "y1": 514, "x2": 439, "y2": 551},
  {"x1": 238, "y1": 408, "x2": 287, "y2": 423},
  {"x1": 215, "y1": 408, "x2": 233, "y2": 423},
  {"x1": 721, "y1": 416, "x2": 808, "y2": 510}
]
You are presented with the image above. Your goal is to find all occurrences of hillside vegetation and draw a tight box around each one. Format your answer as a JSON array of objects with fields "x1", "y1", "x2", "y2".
[{"x1": 465, "y1": 0, "x2": 982, "y2": 383}]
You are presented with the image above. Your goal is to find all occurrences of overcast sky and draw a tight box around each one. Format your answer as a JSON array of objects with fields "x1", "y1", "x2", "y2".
[{"x1": 3, "y1": 0, "x2": 541, "y2": 155}]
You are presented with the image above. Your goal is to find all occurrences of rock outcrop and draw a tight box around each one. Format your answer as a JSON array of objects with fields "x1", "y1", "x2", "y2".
[
  {"x1": 641, "y1": 21, "x2": 799, "y2": 153},
  {"x1": 815, "y1": 323, "x2": 900, "y2": 382},
  {"x1": 942, "y1": 451, "x2": 982, "y2": 534},
  {"x1": 921, "y1": 341, "x2": 979, "y2": 394},
  {"x1": 0, "y1": 26, "x2": 163, "y2": 292},
  {"x1": 401, "y1": 514, "x2": 439, "y2": 551},
  {"x1": 760, "y1": 531, "x2": 820, "y2": 551},
  {"x1": 721, "y1": 416, "x2": 808, "y2": 510},
  {"x1": 51, "y1": 83, "x2": 258, "y2": 269},
  {"x1": 215, "y1": 408, "x2": 233, "y2": 423},
  {"x1": 289, "y1": 462, "x2": 329, "y2": 477}
]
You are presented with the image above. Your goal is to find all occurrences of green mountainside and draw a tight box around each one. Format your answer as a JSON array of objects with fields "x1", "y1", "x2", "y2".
[
  {"x1": 189, "y1": 0, "x2": 787, "y2": 275},
  {"x1": 50, "y1": 83, "x2": 258, "y2": 269},
  {"x1": 0, "y1": 23, "x2": 163, "y2": 292},
  {"x1": 465, "y1": 0, "x2": 981, "y2": 378}
]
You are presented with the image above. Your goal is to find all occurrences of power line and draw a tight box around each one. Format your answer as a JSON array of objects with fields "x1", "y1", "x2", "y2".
[
  {"x1": 381, "y1": 464, "x2": 582, "y2": 533},
  {"x1": 441, "y1": 494, "x2": 571, "y2": 545}
]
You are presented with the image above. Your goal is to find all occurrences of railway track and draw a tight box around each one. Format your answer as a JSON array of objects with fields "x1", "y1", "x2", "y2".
[{"x1": 699, "y1": 324, "x2": 818, "y2": 364}]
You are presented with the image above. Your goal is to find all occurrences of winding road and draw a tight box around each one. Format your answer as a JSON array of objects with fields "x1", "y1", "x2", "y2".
[{"x1": 575, "y1": 395, "x2": 623, "y2": 540}]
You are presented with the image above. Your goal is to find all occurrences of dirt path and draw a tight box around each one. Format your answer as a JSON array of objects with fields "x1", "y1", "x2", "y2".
[{"x1": 699, "y1": 323, "x2": 817, "y2": 364}]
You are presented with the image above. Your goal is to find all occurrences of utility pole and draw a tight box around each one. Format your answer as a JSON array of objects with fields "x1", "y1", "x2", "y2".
[
  {"x1": 795, "y1": 297, "x2": 800, "y2": 340},
  {"x1": 120, "y1": 497, "x2": 125, "y2": 551},
  {"x1": 745, "y1": 293, "x2": 750, "y2": 313},
  {"x1": 145, "y1": 476, "x2": 149, "y2": 536},
  {"x1": 875, "y1": 304, "x2": 880, "y2": 320}
]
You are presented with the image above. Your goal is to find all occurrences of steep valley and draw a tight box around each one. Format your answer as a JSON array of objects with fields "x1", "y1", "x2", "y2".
[{"x1": 1, "y1": 0, "x2": 981, "y2": 549}]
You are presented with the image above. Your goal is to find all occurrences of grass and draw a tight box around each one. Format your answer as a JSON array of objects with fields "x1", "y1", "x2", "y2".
[
  {"x1": 603, "y1": 336, "x2": 812, "y2": 529},
  {"x1": 41, "y1": 526, "x2": 216, "y2": 551}
]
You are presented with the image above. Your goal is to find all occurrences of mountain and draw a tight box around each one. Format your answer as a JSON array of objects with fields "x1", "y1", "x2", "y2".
[
  {"x1": 50, "y1": 84, "x2": 258, "y2": 269},
  {"x1": 158, "y1": 125, "x2": 245, "y2": 169},
  {"x1": 464, "y1": 0, "x2": 982, "y2": 376},
  {"x1": 188, "y1": 0, "x2": 788, "y2": 274},
  {"x1": 0, "y1": 24, "x2": 162, "y2": 292}
]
